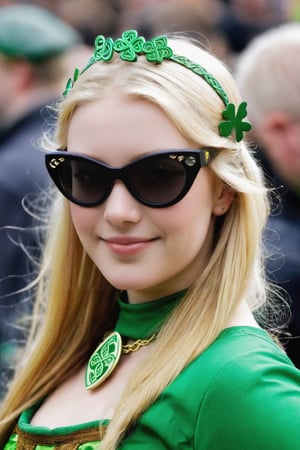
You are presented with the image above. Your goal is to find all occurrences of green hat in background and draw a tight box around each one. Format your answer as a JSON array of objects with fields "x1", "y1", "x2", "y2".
[{"x1": 0, "y1": 4, "x2": 82, "y2": 62}]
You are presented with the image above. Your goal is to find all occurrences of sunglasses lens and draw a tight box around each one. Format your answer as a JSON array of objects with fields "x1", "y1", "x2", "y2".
[
  {"x1": 131, "y1": 157, "x2": 187, "y2": 205},
  {"x1": 59, "y1": 159, "x2": 109, "y2": 205}
]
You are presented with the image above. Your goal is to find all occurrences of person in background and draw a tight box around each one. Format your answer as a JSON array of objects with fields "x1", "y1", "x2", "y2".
[
  {"x1": 235, "y1": 22, "x2": 300, "y2": 368},
  {"x1": 129, "y1": 0, "x2": 231, "y2": 62},
  {"x1": 218, "y1": 0, "x2": 288, "y2": 54},
  {"x1": 0, "y1": 3, "x2": 82, "y2": 399},
  {"x1": 54, "y1": 0, "x2": 119, "y2": 45},
  {"x1": 1, "y1": 28, "x2": 300, "y2": 449}
]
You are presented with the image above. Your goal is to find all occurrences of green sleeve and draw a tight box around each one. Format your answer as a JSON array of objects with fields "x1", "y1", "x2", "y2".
[{"x1": 195, "y1": 351, "x2": 300, "y2": 449}]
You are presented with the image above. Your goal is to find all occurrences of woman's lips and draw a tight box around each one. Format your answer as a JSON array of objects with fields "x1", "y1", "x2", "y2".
[{"x1": 102, "y1": 237, "x2": 158, "y2": 255}]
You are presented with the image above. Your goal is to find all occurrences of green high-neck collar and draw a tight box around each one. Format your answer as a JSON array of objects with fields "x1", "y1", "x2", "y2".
[{"x1": 114, "y1": 290, "x2": 187, "y2": 339}]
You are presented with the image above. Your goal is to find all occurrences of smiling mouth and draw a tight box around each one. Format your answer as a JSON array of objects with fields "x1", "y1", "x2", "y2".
[{"x1": 102, "y1": 237, "x2": 158, "y2": 255}]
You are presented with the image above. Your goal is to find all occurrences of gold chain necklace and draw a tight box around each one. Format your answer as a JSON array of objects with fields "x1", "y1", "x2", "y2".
[
  {"x1": 122, "y1": 334, "x2": 157, "y2": 354},
  {"x1": 85, "y1": 331, "x2": 156, "y2": 390}
]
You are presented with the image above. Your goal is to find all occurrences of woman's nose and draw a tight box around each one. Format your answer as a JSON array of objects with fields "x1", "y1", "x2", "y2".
[{"x1": 103, "y1": 180, "x2": 142, "y2": 226}]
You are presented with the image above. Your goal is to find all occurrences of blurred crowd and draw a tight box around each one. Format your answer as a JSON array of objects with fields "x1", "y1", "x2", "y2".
[
  {"x1": 0, "y1": 0, "x2": 299, "y2": 399},
  {"x1": 0, "y1": 0, "x2": 298, "y2": 61}
]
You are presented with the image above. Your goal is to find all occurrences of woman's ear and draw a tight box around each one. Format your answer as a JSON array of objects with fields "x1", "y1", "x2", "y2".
[{"x1": 212, "y1": 183, "x2": 235, "y2": 216}]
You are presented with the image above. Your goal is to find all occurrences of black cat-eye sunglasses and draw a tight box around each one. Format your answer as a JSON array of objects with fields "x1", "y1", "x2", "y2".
[{"x1": 45, "y1": 149, "x2": 216, "y2": 208}]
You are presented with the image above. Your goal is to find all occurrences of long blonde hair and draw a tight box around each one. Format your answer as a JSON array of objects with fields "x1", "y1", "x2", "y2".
[{"x1": 0, "y1": 36, "x2": 271, "y2": 447}]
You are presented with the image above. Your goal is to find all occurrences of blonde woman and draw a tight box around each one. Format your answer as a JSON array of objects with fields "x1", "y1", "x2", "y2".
[{"x1": 1, "y1": 30, "x2": 300, "y2": 449}]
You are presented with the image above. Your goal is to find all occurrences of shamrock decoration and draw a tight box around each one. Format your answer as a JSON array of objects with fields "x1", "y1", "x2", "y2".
[
  {"x1": 113, "y1": 30, "x2": 145, "y2": 61},
  {"x1": 219, "y1": 101, "x2": 252, "y2": 142},
  {"x1": 94, "y1": 35, "x2": 114, "y2": 62},
  {"x1": 63, "y1": 67, "x2": 80, "y2": 97},
  {"x1": 143, "y1": 36, "x2": 173, "y2": 63},
  {"x1": 61, "y1": 29, "x2": 252, "y2": 142}
]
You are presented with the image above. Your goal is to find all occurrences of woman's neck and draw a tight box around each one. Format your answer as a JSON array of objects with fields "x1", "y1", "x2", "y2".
[{"x1": 114, "y1": 290, "x2": 187, "y2": 339}]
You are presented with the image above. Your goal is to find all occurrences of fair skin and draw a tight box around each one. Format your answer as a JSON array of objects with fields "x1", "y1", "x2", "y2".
[
  {"x1": 68, "y1": 96, "x2": 232, "y2": 303},
  {"x1": 31, "y1": 95, "x2": 257, "y2": 428},
  {"x1": 256, "y1": 111, "x2": 300, "y2": 189},
  {"x1": 0, "y1": 54, "x2": 58, "y2": 127}
]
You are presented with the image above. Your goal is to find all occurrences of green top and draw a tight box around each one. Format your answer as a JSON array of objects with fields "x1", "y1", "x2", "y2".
[
  {"x1": 115, "y1": 290, "x2": 185, "y2": 338},
  {"x1": 5, "y1": 326, "x2": 300, "y2": 449}
]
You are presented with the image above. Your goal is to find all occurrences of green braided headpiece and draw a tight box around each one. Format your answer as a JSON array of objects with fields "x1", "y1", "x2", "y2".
[{"x1": 64, "y1": 30, "x2": 251, "y2": 142}]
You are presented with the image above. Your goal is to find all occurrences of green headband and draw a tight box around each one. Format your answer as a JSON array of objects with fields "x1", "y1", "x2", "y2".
[{"x1": 63, "y1": 30, "x2": 251, "y2": 142}]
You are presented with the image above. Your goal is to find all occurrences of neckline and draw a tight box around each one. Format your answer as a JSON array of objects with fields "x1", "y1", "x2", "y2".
[
  {"x1": 114, "y1": 290, "x2": 187, "y2": 339},
  {"x1": 18, "y1": 402, "x2": 108, "y2": 437}
]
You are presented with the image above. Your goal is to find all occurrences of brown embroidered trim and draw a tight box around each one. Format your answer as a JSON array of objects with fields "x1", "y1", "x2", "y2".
[{"x1": 15, "y1": 423, "x2": 107, "y2": 449}]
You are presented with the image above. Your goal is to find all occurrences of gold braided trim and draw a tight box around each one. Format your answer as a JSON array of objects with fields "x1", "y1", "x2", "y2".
[
  {"x1": 122, "y1": 334, "x2": 156, "y2": 354},
  {"x1": 14, "y1": 423, "x2": 107, "y2": 449}
]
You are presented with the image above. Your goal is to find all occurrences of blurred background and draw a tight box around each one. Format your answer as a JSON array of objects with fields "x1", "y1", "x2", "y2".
[{"x1": 0, "y1": 0, "x2": 298, "y2": 63}]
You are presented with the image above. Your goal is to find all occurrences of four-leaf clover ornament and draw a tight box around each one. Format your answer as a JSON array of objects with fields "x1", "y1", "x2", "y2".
[{"x1": 219, "y1": 101, "x2": 252, "y2": 142}]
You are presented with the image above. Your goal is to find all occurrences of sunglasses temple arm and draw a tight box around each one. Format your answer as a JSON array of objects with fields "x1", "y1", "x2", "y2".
[{"x1": 200, "y1": 149, "x2": 218, "y2": 167}]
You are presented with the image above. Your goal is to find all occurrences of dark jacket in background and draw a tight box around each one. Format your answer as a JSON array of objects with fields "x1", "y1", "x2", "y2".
[
  {"x1": 265, "y1": 186, "x2": 300, "y2": 367},
  {"x1": 0, "y1": 105, "x2": 51, "y2": 394},
  {"x1": 260, "y1": 150, "x2": 300, "y2": 368}
]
